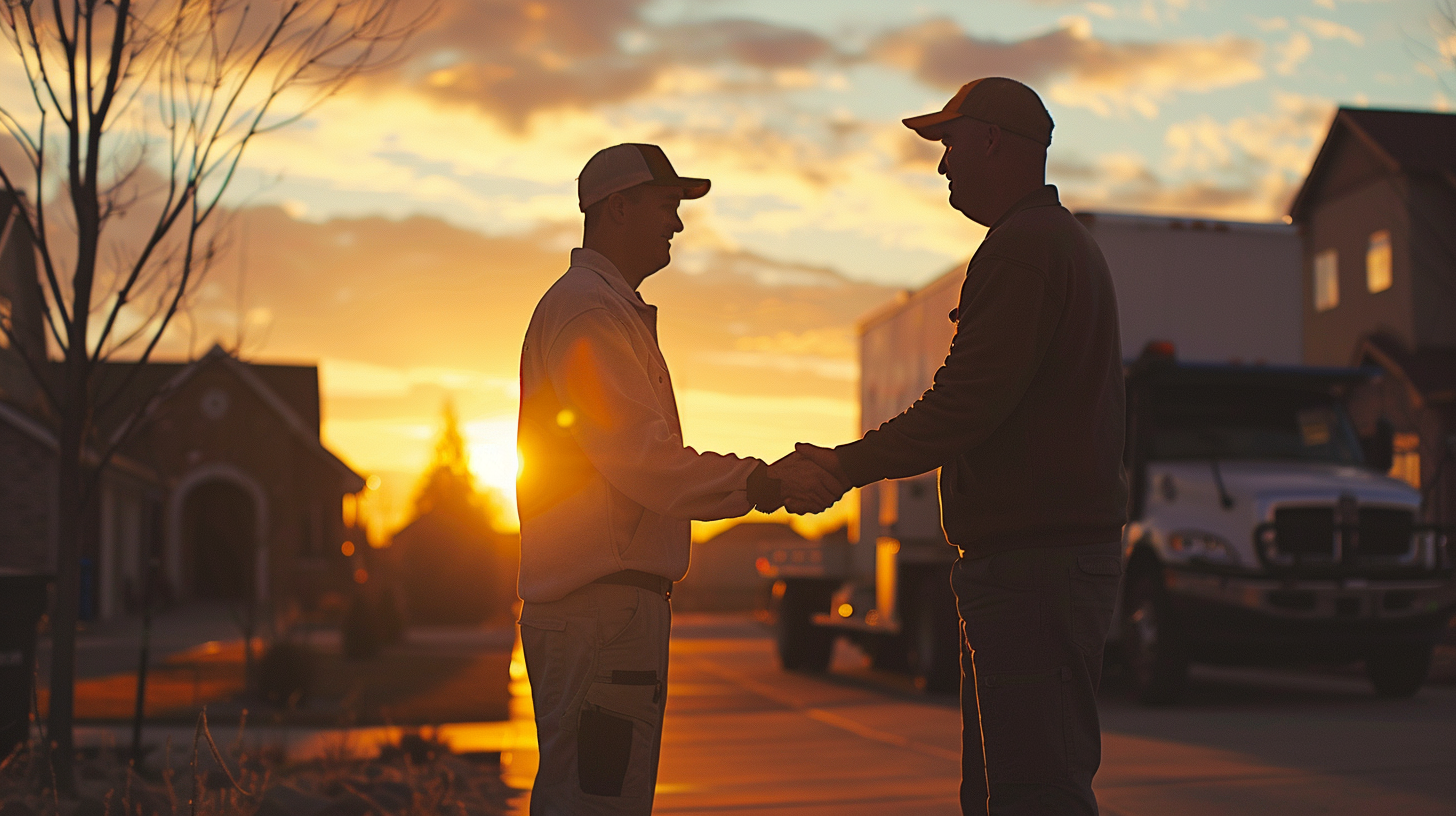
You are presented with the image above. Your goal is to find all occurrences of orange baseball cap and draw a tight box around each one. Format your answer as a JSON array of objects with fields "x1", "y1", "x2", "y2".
[
  {"x1": 903, "y1": 77, "x2": 1054, "y2": 146},
  {"x1": 578, "y1": 143, "x2": 710, "y2": 212}
]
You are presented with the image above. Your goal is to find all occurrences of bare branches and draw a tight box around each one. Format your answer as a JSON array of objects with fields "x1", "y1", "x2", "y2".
[
  {"x1": 0, "y1": 4, "x2": 434, "y2": 783},
  {"x1": 0, "y1": 0, "x2": 434, "y2": 376}
]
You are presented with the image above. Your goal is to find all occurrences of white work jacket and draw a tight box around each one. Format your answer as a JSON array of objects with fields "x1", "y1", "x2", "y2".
[{"x1": 516, "y1": 249, "x2": 759, "y2": 602}]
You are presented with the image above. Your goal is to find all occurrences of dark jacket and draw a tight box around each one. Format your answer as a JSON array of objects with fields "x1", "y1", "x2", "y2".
[{"x1": 836, "y1": 185, "x2": 1128, "y2": 559}]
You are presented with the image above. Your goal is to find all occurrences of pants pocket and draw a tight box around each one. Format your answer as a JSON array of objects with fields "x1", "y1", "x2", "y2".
[
  {"x1": 578, "y1": 674, "x2": 662, "y2": 798},
  {"x1": 578, "y1": 707, "x2": 634, "y2": 796},
  {"x1": 1069, "y1": 555, "x2": 1121, "y2": 657},
  {"x1": 978, "y1": 667, "x2": 1069, "y2": 784}
]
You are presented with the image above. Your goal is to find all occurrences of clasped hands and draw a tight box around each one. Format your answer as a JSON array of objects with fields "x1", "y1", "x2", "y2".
[{"x1": 766, "y1": 443, "x2": 850, "y2": 515}]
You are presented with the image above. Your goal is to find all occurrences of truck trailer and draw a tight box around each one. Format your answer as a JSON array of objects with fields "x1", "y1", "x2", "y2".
[{"x1": 762, "y1": 212, "x2": 1456, "y2": 701}]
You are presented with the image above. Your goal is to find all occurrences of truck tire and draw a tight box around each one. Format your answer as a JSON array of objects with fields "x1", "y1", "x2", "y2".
[
  {"x1": 909, "y1": 574, "x2": 961, "y2": 695},
  {"x1": 776, "y1": 580, "x2": 835, "y2": 673},
  {"x1": 1122, "y1": 569, "x2": 1188, "y2": 705},
  {"x1": 1365, "y1": 641, "x2": 1432, "y2": 699}
]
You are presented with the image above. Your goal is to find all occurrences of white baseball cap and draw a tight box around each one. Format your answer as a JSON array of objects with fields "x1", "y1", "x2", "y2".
[{"x1": 577, "y1": 143, "x2": 710, "y2": 212}]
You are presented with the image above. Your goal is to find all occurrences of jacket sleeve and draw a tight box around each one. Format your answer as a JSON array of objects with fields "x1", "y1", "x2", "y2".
[
  {"x1": 545, "y1": 306, "x2": 760, "y2": 521},
  {"x1": 835, "y1": 254, "x2": 1058, "y2": 486}
]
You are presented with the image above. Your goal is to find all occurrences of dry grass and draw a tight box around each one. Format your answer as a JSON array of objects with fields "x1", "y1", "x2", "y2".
[{"x1": 0, "y1": 710, "x2": 516, "y2": 815}]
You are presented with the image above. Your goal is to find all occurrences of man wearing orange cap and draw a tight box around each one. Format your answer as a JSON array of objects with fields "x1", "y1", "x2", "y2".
[
  {"x1": 796, "y1": 79, "x2": 1128, "y2": 815},
  {"x1": 516, "y1": 143, "x2": 845, "y2": 815}
]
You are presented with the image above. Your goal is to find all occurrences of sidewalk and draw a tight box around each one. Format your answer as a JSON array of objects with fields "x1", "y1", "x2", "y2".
[{"x1": 36, "y1": 602, "x2": 250, "y2": 681}]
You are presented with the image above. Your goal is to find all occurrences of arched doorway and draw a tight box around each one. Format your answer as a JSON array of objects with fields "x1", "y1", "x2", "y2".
[{"x1": 182, "y1": 480, "x2": 256, "y2": 600}]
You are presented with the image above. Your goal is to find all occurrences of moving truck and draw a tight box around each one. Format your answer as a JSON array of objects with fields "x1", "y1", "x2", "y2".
[{"x1": 762, "y1": 213, "x2": 1456, "y2": 701}]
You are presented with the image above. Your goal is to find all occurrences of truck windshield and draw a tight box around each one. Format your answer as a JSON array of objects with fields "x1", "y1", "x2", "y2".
[{"x1": 1147, "y1": 387, "x2": 1364, "y2": 465}]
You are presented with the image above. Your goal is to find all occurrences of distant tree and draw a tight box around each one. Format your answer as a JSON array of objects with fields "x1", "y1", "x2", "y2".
[
  {"x1": 412, "y1": 400, "x2": 493, "y2": 523},
  {"x1": 395, "y1": 400, "x2": 514, "y2": 625},
  {"x1": 0, "y1": 0, "x2": 435, "y2": 788}
]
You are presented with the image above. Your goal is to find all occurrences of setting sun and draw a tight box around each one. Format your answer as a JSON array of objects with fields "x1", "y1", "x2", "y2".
[{"x1": 465, "y1": 417, "x2": 523, "y2": 529}]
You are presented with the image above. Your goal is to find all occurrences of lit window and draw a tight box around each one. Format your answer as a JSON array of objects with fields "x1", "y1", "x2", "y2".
[
  {"x1": 1390, "y1": 433, "x2": 1420, "y2": 489},
  {"x1": 0, "y1": 296, "x2": 10, "y2": 348},
  {"x1": 1313, "y1": 249, "x2": 1339, "y2": 312},
  {"x1": 1366, "y1": 230, "x2": 1392, "y2": 293}
]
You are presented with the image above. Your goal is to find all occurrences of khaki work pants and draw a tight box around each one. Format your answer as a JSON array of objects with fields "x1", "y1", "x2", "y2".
[
  {"x1": 954, "y1": 541, "x2": 1123, "y2": 816},
  {"x1": 519, "y1": 583, "x2": 671, "y2": 815}
]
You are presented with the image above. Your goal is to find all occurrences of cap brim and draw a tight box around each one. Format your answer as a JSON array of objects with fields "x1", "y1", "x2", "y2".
[
  {"x1": 647, "y1": 176, "x2": 711, "y2": 200},
  {"x1": 902, "y1": 109, "x2": 961, "y2": 138}
]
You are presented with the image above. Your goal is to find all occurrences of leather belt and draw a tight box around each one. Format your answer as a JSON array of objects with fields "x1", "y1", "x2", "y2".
[{"x1": 592, "y1": 569, "x2": 673, "y2": 599}]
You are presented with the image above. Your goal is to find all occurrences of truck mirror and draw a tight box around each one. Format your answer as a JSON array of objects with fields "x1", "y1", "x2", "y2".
[{"x1": 1362, "y1": 417, "x2": 1395, "y2": 473}]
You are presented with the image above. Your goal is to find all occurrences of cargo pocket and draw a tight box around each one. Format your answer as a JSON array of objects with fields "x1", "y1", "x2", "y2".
[
  {"x1": 978, "y1": 666, "x2": 1069, "y2": 784},
  {"x1": 517, "y1": 614, "x2": 570, "y2": 718},
  {"x1": 577, "y1": 670, "x2": 661, "y2": 798},
  {"x1": 1070, "y1": 555, "x2": 1122, "y2": 657}
]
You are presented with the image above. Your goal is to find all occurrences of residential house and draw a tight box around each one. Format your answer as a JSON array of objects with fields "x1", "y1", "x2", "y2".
[
  {"x1": 1289, "y1": 107, "x2": 1456, "y2": 524},
  {"x1": 0, "y1": 191, "x2": 365, "y2": 623}
]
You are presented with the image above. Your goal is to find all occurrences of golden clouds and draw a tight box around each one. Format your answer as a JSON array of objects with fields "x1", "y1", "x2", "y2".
[{"x1": 873, "y1": 18, "x2": 1263, "y2": 118}]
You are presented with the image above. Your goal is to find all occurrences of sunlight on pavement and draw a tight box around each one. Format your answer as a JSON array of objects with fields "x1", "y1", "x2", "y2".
[{"x1": 498, "y1": 631, "x2": 539, "y2": 792}]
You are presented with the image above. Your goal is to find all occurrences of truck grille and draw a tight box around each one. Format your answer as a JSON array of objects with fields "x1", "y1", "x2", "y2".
[
  {"x1": 1358, "y1": 508, "x2": 1415, "y2": 557},
  {"x1": 1263, "y1": 505, "x2": 1416, "y2": 564},
  {"x1": 1272, "y1": 508, "x2": 1335, "y2": 556}
]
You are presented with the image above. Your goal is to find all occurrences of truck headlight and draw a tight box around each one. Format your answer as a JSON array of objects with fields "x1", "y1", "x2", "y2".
[{"x1": 1167, "y1": 530, "x2": 1234, "y2": 564}]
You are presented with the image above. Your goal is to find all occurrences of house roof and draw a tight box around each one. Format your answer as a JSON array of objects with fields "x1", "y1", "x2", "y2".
[
  {"x1": 0, "y1": 398, "x2": 159, "y2": 484},
  {"x1": 84, "y1": 351, "x2": 321, "y2": 441},
  {"x1": 81, "y1": 345, "x2": 361, "y2": 491},
  {"x1": 1289, "y1": 107, "x2": 1456, "y2": 222}
]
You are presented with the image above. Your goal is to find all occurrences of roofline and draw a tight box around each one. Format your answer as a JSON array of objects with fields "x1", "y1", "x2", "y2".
[
  {"x1": 857, "y1": 263, "x2": 967, "y2": 335},
  {"x1": 1126, "y1": 359, "x2": 1378, "y2": 389},
  {"x1": 1073, "y1": 210, "x2": 1294, "y2": 234},
  {"x1": 0, "y1": 400, "x2": 57, "y2": 451},
  {"x1": 0, "y1": 400, "x2": 161, "y2": 483},
  {"x1": 1289, "y1": 107, "x2": 1417, "y2": 222},
  {"x1": 115, "y1": 345, "x2": 364, "y2": 491}
]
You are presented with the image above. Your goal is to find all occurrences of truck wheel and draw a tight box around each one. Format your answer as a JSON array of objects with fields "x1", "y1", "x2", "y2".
[
  {"x1": 1365, "y1": 641, "x2": 1432, "y2": 699},
  {"x1": 1122, "y1": 570, "x2": 1188, "y2": 705},
  {"x1": 908, "y1": 574, "x2": 961, "y2": 695},
  {"x1": 776, "y1": 580, "x2": 835, "y2": 673}
]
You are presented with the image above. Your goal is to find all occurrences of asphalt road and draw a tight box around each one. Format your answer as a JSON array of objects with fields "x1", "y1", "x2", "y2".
[{"x1": 610, "y1": 614, "x2": 1456, "y2": 816}]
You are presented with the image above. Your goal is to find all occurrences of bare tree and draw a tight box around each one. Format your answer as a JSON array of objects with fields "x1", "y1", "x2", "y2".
[{"x1": 0, "y1": 0, "x2": 433, "y2": 790}]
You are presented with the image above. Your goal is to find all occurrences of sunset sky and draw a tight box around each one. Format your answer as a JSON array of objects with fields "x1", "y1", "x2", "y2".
[{"x1": 20, "y1": 0, "x2": 1452, "y2": 540}]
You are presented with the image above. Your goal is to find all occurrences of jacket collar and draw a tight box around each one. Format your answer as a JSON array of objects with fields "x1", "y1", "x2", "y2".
[
  {"x1": 570, "y1": 247, "x2": 659, "y2": 336},
  {"x1": 988, "y1": 184, "x2": 1062, "y2": 234},
  {"x1": 571, "y1": 248, "x2": 656, "y2": 308}
]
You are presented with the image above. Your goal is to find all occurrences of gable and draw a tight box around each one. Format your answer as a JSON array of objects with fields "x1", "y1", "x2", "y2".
[
  {"x1": 1306, "y1": 128, "x2": 1391, "y2": 209},
  {"x1": 1292, "y1": 107, "x2": 1456, "y2": 223}
]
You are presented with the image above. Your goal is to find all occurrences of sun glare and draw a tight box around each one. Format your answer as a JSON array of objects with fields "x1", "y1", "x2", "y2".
[{"x1": 465, "y1": 417, "x2": 522, "y2": 529}]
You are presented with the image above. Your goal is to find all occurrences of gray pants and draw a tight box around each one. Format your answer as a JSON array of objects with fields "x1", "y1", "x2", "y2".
[
  {"x1": 953, "y1": 541, "x2": 1123, "y2": 816},
  {"x1": 519, "y1": 583, "x2": 671, "y2": 815}
]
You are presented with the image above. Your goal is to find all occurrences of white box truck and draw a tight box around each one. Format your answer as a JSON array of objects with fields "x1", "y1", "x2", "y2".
[{"x1": 762, "y1": 212, "x2": 1456, "y2": 701}]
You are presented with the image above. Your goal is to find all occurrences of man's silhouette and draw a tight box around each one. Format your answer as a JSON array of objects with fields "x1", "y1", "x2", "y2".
[
  {"x1": 515, "y1": 143, "x2": 842, "y2": 815},
  {"x1": 797, "y1": 79, "x2": 1129, "y2": 815}
]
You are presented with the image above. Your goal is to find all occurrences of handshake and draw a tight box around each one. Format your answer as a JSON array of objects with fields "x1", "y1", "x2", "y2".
[{"x1": 758, "y1": 443, "x2": 851, "y2": 515}]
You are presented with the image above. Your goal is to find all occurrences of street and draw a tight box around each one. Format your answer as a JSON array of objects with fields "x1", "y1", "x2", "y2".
[{"x1": 542, "y1": 614, "x2": 1456, "y2": 816}]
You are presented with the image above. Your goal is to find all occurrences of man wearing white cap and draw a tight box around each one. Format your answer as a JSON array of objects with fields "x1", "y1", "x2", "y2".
[
  {"x1": 797, "y1": 79, "x2": 1128, "y2": 815},
  {"x1": 515, "y1": 143, "x2": 844, "y2": 814}
]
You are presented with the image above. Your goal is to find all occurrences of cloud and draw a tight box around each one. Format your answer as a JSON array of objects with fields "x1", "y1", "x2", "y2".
[
  {"x1": 1299, "y1": 17, "x2": 1365, "y2": 46},
  {"x1": 1061, "y1": 92, "x2": 1333, "y2": 220},
  {"x1": 871, "y1": 18, "x2": 1264, "y2": 118},
  {"x1": 1277, "y1": 32, "x2": 1313, "y2": 75},
  {"x1": 378, "y1": 0, "x2": 837, "y2": 128}
]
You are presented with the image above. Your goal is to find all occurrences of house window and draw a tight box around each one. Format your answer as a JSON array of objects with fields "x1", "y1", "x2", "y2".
[
  {"x1": 1366, "y1": 230, "x2": 1392, "y2": 293},
  {"x1": 0, "y1": 295, "x2": 10, "y2": 348},
  {"x1": 1313, "y1": 249, "x2": 1339, "y2": 312},
  {"x1": 1390, "y1": 432, "x2": 1420, "y2": 489}
]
